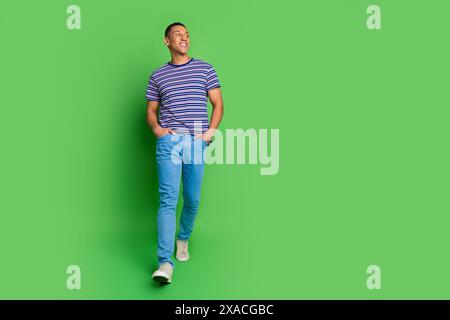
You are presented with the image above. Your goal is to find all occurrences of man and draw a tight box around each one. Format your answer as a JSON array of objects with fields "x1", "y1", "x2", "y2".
[{"x1": 146, "y1": 22, "x2": 224, "y2": 284}]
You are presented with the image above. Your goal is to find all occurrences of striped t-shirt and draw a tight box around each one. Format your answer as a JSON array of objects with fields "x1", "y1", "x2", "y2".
[{"x1": 145, "y1": 57, "x2": 221, "y2": 134}]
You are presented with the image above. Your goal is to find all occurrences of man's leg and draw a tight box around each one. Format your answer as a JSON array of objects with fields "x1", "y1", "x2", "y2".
[
  {"x1": 156, "y1": 134, "x2": 182, "y2": 269},
  {"x1": 178, "y1": 137, "x2": 206, "y2": 241}
]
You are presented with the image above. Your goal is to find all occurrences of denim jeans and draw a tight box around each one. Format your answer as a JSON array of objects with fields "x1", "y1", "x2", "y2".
[{"x1": 155, "y1": 133, "x2": 208, "y2": 269}]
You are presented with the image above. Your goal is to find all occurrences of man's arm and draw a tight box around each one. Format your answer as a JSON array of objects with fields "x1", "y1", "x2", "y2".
[
  {"x1": 147, "y1": 101, "x2": 175, "y2": 137},
  {"x1": 201, "y1": 87, "x2": 224, "y2": 142}
]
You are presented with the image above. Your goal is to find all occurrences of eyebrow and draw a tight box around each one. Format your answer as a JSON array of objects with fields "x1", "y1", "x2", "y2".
[{"x1": 172, "y1": 31, "x2": 189, "y2": 34}]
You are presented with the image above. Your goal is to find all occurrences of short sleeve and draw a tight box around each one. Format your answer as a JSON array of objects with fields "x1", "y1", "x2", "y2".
[
  {"x1": 206, "y1": 65, "x2": 221, "y2": 92},
  {"x1": 146, "y1": 75, "x2": 160, "y2": 101}
]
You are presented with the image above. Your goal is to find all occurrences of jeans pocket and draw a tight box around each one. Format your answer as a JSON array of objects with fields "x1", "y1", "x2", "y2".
[{"x1": 157, "y1": 133, "x2": 170, "y2": 140}]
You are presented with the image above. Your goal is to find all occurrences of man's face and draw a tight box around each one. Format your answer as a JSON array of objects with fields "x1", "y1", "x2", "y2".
[{"x1": 165, "y1": 26, "x2": 190, "y2": 54}]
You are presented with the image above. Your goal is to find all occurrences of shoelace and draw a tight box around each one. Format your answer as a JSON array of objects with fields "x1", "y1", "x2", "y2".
[
  {"x1": 161, "y1": 263, "x2": 172, "y2": 272},
  {"x1": 179, "y1": 241, "x2": 187, "y2": 253}
]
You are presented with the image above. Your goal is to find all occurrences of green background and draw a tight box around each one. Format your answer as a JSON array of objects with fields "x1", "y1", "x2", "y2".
[{"x1": 1, "y1": 0, "x2": 449, "y2": 299}]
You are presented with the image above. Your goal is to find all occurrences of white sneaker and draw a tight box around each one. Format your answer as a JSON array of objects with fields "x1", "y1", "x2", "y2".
[
  {"x1": 176, "y1": 239, "x2": 190, "y2": 262},
  {"x1": 152, "y1": 262, "x2": 173, "y2": 284}
]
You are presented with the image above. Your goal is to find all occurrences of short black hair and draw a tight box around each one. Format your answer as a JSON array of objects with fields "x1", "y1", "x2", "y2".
[{"x1": 165, "y1": 22, "x2": 186, "y2": 37}]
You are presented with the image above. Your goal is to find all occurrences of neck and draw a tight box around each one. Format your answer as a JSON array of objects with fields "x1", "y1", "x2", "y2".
[{"x1": 170, "y1": 53, "x2": 191, "y2": 65}]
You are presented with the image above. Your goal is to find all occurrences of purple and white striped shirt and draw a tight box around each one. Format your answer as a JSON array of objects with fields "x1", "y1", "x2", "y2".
[{"x1": 145, "y1": 57, "x2": 221, "y2": 134}]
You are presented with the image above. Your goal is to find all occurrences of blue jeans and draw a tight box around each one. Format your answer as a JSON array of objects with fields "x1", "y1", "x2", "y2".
[{"x1": 155, "y1": 133, "x2": 208, "y2": 269}]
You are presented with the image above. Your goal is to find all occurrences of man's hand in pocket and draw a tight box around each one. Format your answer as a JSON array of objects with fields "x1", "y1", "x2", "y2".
[{"x1": 153, "y1": 126, "x2": 176, "y2": 138}]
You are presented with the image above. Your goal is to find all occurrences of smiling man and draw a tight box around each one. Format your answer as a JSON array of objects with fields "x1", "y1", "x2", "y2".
[{"x1": 146, "y1": 22, "x2": 224, "y2": 284}]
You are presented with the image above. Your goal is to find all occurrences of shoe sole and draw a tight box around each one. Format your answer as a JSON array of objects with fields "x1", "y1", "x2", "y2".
[
  {"x1": 152, "y1": 271, "x2": 172, "y2": 284},
  {"x1": 152, "y1": 275, "x2": 171, "y2": 284}
]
